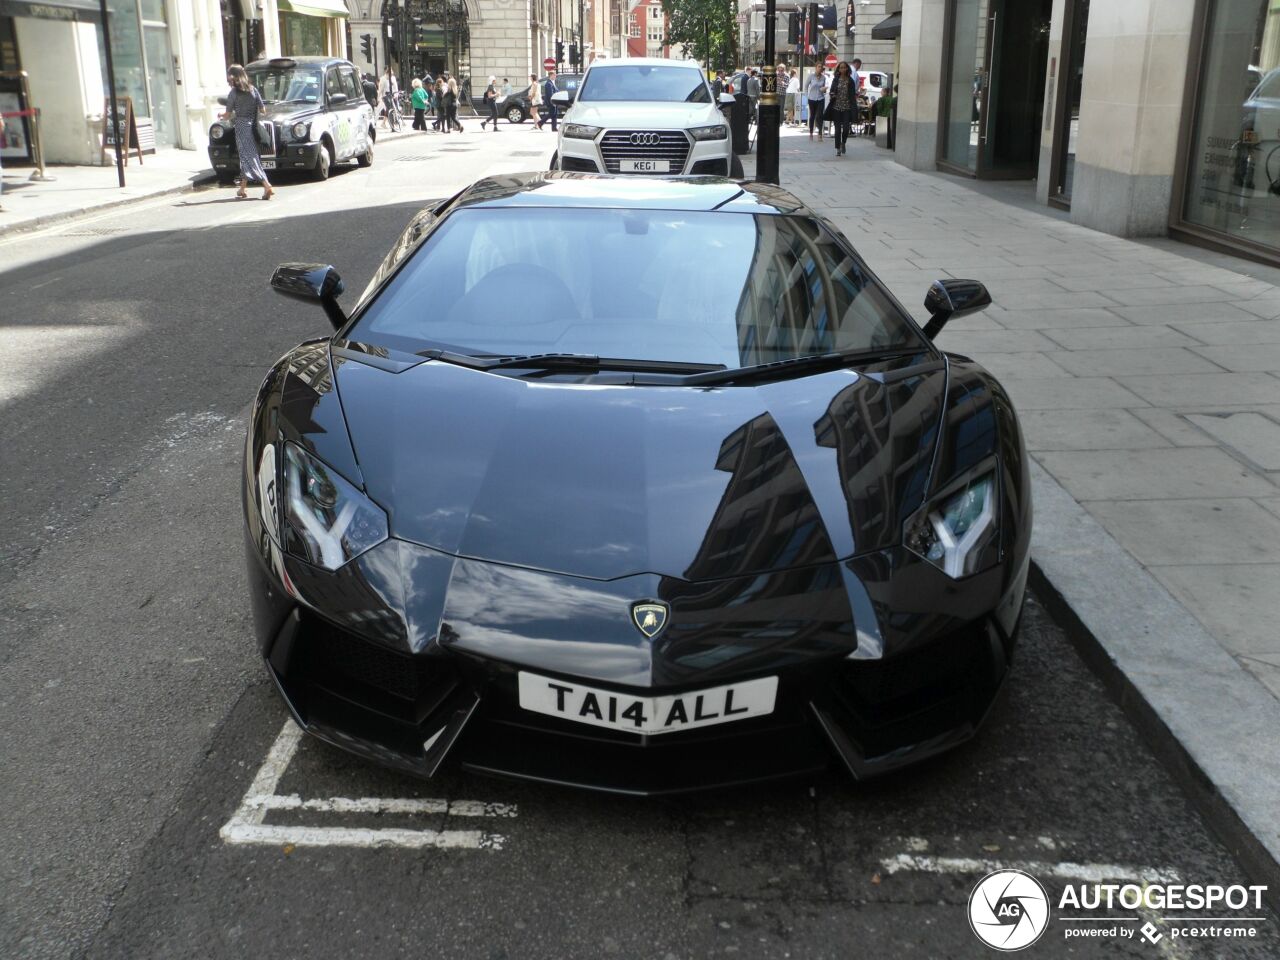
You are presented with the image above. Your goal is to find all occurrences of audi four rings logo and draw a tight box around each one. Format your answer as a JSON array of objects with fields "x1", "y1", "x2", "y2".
[{"x1": 629, "y1": 132, "x2": 661, "y2": 145}]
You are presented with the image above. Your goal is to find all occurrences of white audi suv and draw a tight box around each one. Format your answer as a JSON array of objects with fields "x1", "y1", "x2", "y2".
[{"x1": 550, "y1": 58, "x2": 742, "y2": 178}]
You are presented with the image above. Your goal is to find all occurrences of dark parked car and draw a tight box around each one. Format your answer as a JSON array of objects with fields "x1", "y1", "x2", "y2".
[
  {"x1": 209, "y1": 56, "x2": 376, "y2": 183},
  {"x1": 245, "y1": 174, "x2": 1030, "y2": 795},
  {"x1": 470, "y1": 89, "x2": 533, "y2": 124}
]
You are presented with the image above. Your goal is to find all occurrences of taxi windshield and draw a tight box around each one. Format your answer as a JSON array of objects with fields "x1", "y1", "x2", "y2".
[{"x1": 249, "y1": 66, "x2": 325, "y2": 104}]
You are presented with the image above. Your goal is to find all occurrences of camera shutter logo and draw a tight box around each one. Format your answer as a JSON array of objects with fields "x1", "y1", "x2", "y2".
[{"x1": 967, "y1": 869, "x2": 1050, "y2": 951}]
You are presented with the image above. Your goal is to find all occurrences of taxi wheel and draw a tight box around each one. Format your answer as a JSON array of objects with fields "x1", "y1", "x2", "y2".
[
  {"x1": 314, "y1": 144, "x2": 332, "y2": 181},
  {"x1": 730, "y1": 155, "x2": 744, "y2": 179},
  {"x1": 357, "y1": 141, "x2": 374, "y2": 167}
]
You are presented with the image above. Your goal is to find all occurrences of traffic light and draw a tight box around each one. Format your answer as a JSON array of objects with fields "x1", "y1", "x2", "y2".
[
  {"x1": 569, "y1": 43, "x2": 579, "y2": 69},
  {"x1": 360, "y1": 34, "x2": 374, "y2": 62},
  {"x1": 555, "y1": 39, "x2": 565, "y2": 64},
  {"x1": 787, "y1": 12, "x2": 799, "y2": 45}
]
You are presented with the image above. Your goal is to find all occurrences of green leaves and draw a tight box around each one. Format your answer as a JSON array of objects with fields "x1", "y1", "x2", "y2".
[{"x1": 659, "y1": 0, "x2": 739, "y2": 68}]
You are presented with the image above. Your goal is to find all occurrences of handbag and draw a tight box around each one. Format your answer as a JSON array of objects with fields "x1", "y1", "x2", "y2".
[{"x1": 254, "y1": 119, "x2": 273, "y2": 150}]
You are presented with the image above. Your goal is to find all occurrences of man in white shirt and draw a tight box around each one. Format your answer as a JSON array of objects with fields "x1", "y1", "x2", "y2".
[{"x1": 785, "y1": 70, "x2": 800, "y2": 125}]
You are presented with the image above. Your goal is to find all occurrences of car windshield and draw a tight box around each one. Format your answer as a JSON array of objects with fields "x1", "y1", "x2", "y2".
[
  {"x1": 351, "y1": 207, "x2": 923, "y2": 371},
  {"x1": 578, "y1": 65, "x2": 711, "y2": 102},
  {"x1": 249, "y1": 66, "x2": 324, "y2": 103}
]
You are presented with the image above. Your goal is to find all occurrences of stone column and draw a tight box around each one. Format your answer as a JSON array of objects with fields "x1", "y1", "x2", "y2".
[
  {"x1": 1069, "y1": 0, "x2": 1197, "y2": 236},
  {"x1": 893, "y1": 0, "x2": 945, "y2": 171}
]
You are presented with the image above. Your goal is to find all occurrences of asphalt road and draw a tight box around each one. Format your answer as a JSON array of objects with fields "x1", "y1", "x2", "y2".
[{"x1": 1, "y1": 125, "x2": 1276, "y2": 960}]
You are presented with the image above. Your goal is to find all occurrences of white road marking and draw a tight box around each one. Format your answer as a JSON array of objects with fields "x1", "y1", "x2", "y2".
[
  {"x1": 880, "y1": 853, "x2": 1182, "y2": 884},
  {"x1": 219, "y1": 719, "x2": 514, "y2": 851}
]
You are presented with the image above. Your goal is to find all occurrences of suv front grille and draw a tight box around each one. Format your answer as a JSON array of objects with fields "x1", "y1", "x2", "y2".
[{"x1": 599, "y1": 130, "x2": 691, "y2": 174}]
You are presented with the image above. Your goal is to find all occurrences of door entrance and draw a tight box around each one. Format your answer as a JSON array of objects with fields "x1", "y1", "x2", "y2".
[{"x1": 939, "y1": 0, "x2": 1053, "y2": 179}]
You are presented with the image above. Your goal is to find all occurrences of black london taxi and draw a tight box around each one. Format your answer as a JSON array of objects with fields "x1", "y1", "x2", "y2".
[{"x1": 209, "y1": 56, "x2": 376, "y2": 183}]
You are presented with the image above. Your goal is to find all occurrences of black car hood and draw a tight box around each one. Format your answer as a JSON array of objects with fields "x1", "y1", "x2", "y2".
[
  {"x1": 334, "y1": 353, "x2": 947, "y2": 582},
  {"x1": 262, "y1": 102, "x2": 325, "y2": 123}
]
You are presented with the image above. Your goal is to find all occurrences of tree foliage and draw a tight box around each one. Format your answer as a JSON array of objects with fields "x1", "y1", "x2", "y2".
[{"x1": 659, "y1": 0, "x2": 738, "y2": 69}]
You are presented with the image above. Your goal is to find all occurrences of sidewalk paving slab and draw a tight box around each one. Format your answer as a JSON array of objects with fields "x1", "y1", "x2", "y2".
[{"x1": 756, "y1": 128, "x2": 1280, "y2": 898}]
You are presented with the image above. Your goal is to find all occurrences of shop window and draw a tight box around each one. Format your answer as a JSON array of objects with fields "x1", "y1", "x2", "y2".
[{"x1": 1181, "y1": 1, "x2": 1280, "y2": 253}]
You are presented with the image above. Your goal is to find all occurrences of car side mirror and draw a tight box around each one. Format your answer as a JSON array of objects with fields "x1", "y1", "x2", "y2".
[
  {"x1": 719, "y1": 93, "x2": 737, "y2": 106},
  {"x1": 551, "y1": 90, "x2": 572, "y2": 106},
  {"x1": 922, "y1": 279, "x2": 991, "y2": 340},
  {"x1": 329, "y1": 92, "x2": 348, "y2": 106},
  {"x1": 271, "y1": 263, "x2": 347, "y2": 330}
]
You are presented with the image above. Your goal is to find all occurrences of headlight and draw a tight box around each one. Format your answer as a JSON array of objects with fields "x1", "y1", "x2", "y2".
[
  {"x1": 690, "y1": 124, "x2": 728, "y2": 141},
  {"x1": 291, "y1": 121, "x2": 310, "y2": 140},
  {"x1": 210, "y1": 125, "x2": 225, "y2": 140},
  {"x1": 563, "y1": 123, "x2": 602, "y2": 139},
  {"x1": 904, "y1": 470, "x2": 998, "y2": 578},
  {"x1": 281, "y1": 443, "x2": 388, "y2": 570}
]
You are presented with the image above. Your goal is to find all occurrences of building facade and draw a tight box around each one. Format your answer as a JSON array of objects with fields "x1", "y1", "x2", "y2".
[
  {"x1": 0, "y1": 0, "x2": 347, "y2": 167},
  {"x1": 893, "y1": 0, "x2": 1280, "y2": 265}
]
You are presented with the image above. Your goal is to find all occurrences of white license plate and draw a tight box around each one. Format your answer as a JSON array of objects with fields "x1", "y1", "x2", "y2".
[
  {"x1": 517, "y1": 671, "x2": 777, "y2": 736},
  {"x1": 261, "y1": 159, "x2": 276, "y2": 170},
  {"x1": 620, "y1": 159, "x2": 670, "y2": 173}
]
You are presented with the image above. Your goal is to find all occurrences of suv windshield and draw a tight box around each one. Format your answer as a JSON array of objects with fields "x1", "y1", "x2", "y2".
[
  {"x1": 352, "y1": 207, "x2": 924, "y2": 372},
  {"x1": 248, "y1": 65, "x2": 324, "y2": 103},
  {"x1": 578, "y1": 65, "x2": 711, "y2": 102}
]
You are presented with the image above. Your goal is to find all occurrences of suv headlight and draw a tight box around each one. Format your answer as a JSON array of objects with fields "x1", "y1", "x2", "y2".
[
  {"x1": 563, "y1": 122, "x2": 601, "y2": 139},
  {"x1": 291, "y1": 121, "x2": 310, "y2": 140},
  {"x1": 690, "y1": 124, "x2": 728, "y2": 141},
  {"x1": 281, "y1": 442, "x2": 388, "y2": 570},
  {"x1": 904, "y1": 469, "x2": 998, "y2": 578}
]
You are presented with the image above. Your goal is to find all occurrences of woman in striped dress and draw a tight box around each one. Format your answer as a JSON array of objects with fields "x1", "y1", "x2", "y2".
[{"x1": 222, "y1": 65, "x2": 274, "y2": 200}]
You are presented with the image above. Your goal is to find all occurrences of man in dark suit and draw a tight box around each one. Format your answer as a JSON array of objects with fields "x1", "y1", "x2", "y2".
[{"x1": 542, "y1": 69, "x2": 559, "y2": 132}]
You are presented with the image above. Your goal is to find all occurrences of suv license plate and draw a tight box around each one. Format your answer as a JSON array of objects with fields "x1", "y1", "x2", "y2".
[
  {"x1": 517, "y1": 671, "x2": 777, "y2": 736},
  {"x1": 621, "y1": 159, "x2": 670, "y2": 173}
]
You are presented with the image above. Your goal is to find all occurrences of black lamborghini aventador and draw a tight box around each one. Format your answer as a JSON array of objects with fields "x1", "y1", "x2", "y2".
[{"x1": 244, "y1": 173, "x2": 1031, "y2": 795}]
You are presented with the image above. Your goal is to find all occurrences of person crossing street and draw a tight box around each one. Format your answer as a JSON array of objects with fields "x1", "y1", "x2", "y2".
[
  {"x1": 480, "y1": 76, "x2": 501, "y2": 131},
  {"x1": 541, "y1": 69, "x2": 559, "y2": 132}
]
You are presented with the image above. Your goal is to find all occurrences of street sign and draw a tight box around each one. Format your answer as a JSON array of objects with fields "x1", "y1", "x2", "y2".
[
  {"x1": 736, "y1": 12, "x2": 748, "y2": 23},
  {"x1": 825, "y1": 53, "x2": 838, "y2": 68},
  {"x1": 544, "y1": 56, "x2": 556, "y2": 70}
]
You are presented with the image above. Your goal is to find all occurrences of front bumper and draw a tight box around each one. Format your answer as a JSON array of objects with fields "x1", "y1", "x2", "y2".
[
  {"x1": 208, "y1": 141, "x2": 323, "y2": 175},
  {"x1": 558, "y1": 128, "x2": 732, "y2": 176},
  {"x1": 247, "y1": 534, "x2": 1026, "y2": 795}
]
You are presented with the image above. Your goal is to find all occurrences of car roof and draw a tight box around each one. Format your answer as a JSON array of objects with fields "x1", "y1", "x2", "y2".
[
  {"x1": 249, "y1": 56, "x2": 349, "y2": 68},
  {"x1": 587, "y1": 57, "x2": 701, "y2": 70},
  {"x1": 450, "y1": 172, "x2": 811, "y2": 215}
]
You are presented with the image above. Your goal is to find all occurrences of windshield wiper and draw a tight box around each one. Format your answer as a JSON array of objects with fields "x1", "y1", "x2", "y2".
[
  {"x1": 419, "y1": 349, "x2": 726, "y2": 375},
  {"x1": 681, "y1": 348, "x2": 928, "y2": 387}
]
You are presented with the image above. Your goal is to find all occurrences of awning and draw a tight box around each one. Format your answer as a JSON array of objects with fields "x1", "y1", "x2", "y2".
[
  {"x1": 277, "y1": 0, "x2": 350, "y2": 18},
  {"x1": 871, "y1": 12, "x2": 901, "y2": 40},
  {"x1": 0, "y1": 0, "x2": 102, "y2": 22}
]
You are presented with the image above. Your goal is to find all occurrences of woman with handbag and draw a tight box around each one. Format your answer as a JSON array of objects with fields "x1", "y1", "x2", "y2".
[
  {"x1": 222, "y1": 64, "x2": 273, "y2": 200},
  {"x1": 828, "y1": 61, "x2": 856, "y2": 156}
]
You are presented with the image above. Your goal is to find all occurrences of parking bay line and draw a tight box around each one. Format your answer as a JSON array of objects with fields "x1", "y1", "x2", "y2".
[
  {"x1": 881, "y1": 853, "x2": 1182, "y2": 884},
  {"x1": 219, "y1": 719, "x2": 514, "y2": 851}
]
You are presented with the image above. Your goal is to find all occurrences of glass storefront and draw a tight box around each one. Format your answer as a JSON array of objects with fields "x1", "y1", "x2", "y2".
[
  {"x1": 102, "y1": 0, "x2": 178, "y2": 147},
  {"x1": 281, "y1": 12, "x2": 327, "y2": 56},
  {"x1": 942, "y1": 0, "x2": 987, "y2": 172},
  {"x1": 1182, "y1": 0, "x2": 1280, "y2": 254}
]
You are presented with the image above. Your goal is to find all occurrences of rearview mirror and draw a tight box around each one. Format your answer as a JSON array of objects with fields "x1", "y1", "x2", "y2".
[
  {"x1": 551, "y1": 90, "x2": 573, "y2": 106},
  {"x1": 329, "y1": 92, "x2": 348, "y2": 106},
  {"x1": 922, "y1": 279, "x2": 991, "y2": 340},
  {"x1": 718, "y1": 93, "x2": 737, "y2": 106},
  {"x1": 271, "y1": 263, "x2": 347, "y2": 330}
]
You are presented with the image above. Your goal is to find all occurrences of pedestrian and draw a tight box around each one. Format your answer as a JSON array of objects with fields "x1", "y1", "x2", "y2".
[
  {"x1": 0, "y1": 110, "x2": 6, "y2": 212},
  {"x1": 502, "y1": 77, "x2": 512, "y2": 100},
  {"x1": 746, "y1": 68, "x2": 761, "y2": 124},
  {"x1": 805, "y1": 63, "x2": 826, "y2": 141},
  {"x1": 542, "y1": 68, "x2": 559, "y2": 132},
  {"x1": 411, "y1": 77, "x2": 429, "y2": 131},
  {"x1": 828, "y1": 61, "x2": 856, "y2": 156},
  {"x1": 221, "y1": 64, "x2": 273, "y2": 200},
  {"x1": 362, "y1": 72, "x2": 378, "y2": 109},
  {"x1": 432, "y1": 77, "x2": 448, "y2": 131},
  {"x1": 785, "y1": 69, "x2": 800, "y2": 125},
  {"x1": 378, "y1": 65, "x2": 399, "y2": 128},
  {"x1": 851, "y1": 57, "x2": 863, "y2": 93},
  {"x1": 529, "y1": 72, "x2": 544, "y2": 130},
  {"x1": 481, "y1": 75, "x2": 500, "y2": 131},
  {"x1": 446, "y1": 75, "x2": 462, "y2": 131},
  {"x1": 711, "y1": 70, "x2": 723, "y2": 102}
]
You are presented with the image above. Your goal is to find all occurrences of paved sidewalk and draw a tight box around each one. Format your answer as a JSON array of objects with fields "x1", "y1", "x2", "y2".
[
  {"x1": 754, "y1": 126, "x2": 1280, "y2": 891},
  {"x1": 0, "y1": 125, "x2": 424, "y2": 238}
]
